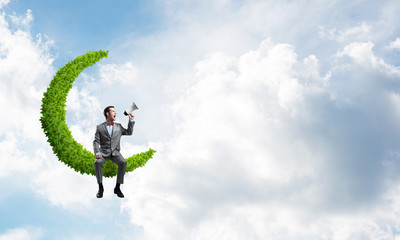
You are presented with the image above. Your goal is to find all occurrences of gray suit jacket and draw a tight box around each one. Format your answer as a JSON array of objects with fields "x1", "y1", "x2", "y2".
[{"x1": 93, "y1": 120, "x2": 134, "y2": 158}]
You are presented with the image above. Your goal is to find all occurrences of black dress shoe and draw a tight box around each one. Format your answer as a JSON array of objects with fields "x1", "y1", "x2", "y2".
[
  {"x1": 114, "y1": 188, "x2": 124, "y2": 198},
  {"x1": 97, "y1": 188, "x2": 104, "y2": 198}
]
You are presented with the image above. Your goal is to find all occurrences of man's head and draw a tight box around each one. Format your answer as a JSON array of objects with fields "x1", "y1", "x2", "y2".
[{"x1": 103, "y1": 106, "x2": 116, "y2": 122}]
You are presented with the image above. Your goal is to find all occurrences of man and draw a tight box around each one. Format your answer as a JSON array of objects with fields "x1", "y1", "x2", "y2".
[{"x1": 93, "y1": 106, "x2": 135, "y2": 198}]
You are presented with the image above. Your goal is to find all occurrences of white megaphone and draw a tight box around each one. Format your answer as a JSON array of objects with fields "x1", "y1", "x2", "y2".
[{"x1": 124, "y1": 101, "x2": 138, "y2": 116}]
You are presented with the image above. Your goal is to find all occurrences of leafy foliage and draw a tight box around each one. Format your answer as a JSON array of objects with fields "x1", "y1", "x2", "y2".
[{"x1": 40, "y1": 50, "x2": 155, "y2": 177}]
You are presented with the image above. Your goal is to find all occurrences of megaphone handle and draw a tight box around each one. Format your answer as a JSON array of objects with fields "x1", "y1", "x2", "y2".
[{"x1": 124, "y1": 111, "x2": 128, "y2": 116}]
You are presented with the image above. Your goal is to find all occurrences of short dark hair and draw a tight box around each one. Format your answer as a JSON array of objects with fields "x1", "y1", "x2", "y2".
[{"x1": 103, "y1": 106, "x2": 114, "y2": 119}]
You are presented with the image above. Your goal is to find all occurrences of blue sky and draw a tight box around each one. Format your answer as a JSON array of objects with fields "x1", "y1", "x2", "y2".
[
  {"x1": 1, "y1": 0, "x2": 400, "y2": 239},
  {"x1": 4, "y1": 0, "x2": 162, "y2": 60}
]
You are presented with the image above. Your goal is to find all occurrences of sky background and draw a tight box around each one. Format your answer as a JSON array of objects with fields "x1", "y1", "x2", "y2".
[{"x1": 1, "y1": 0, "x2": 400, "y2": 239}]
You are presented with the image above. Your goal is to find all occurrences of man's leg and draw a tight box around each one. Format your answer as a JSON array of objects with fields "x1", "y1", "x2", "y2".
[
  {"x1": 110, "y1": 153, "x2": 127, "y2": 198},
  {"x1": 110, "y1": 153, "x2": 127, "y2": 184},
  {"x1": 94, "y1": 157, "x2": 107, "y2": 198},
  {"x1": 94, "y1": 157, "x2": 107, "y2": 184}
]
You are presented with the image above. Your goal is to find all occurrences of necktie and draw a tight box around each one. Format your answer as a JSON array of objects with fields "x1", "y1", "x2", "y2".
[{"x1": 107, "y1": 122, "x2": 114, "y2": 126}]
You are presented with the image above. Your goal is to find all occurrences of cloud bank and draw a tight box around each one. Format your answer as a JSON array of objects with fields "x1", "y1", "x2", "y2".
[{"x1": 122, "y1": 35, "x2": 400, "y2": 240}]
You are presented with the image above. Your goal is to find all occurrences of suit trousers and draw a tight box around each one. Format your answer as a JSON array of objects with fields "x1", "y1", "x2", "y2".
[{"x1": 94, "y1": 153, "x2": 127, "y2": 184}]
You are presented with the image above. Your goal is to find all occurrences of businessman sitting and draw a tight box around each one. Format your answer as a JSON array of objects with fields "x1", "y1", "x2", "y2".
[{"x1": 93, "y1": 106, "x2": 134, "y2": 198}]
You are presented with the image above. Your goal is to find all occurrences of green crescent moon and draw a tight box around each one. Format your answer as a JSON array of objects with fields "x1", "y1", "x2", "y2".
[{"x1": 40, "y1": 50, "x2": 155, "y2": 177}]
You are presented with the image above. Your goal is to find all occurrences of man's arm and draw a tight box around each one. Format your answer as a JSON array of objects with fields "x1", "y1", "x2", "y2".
[
  {"x1": 121, "y1": 113, "x2": 135, "y2": 136},
  {"x1": 93, "y1": 125, "x2": 102, "y2": 158}
]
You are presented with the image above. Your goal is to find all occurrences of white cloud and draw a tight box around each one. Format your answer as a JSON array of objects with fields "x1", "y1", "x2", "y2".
[
  {"x1": 336, "y1": 41, "x2": 378, "y2": 65},
  {"x1": 122, "y1": 38, "x2": 326, "y2": 239},
  {"x1": 0, "y1": 227, "x2": 43, "y2": 240},
  {"x1": 0, "y1": 1, "x2": 57, "y2": 196},
  {"x1": 336, "y1": 41, "x2": 400, "y2": 79},
  {"x1": 0, "y1": 0, "x2": 9, "y2": 9},
  {"x1": 0, "y1": 3, "x2": 98, "y2": 210},
  {"x1": 99, "y1": 62, "x2": 138, "y2": 86},
  {"x1": 9, "y1": 9, "x2": 34, "y2": 28},
  {"x1": 387, "y1": 38, "x2": 400, "y2": 50},
  {"x1": 119, "y1": 33, "x2": 400, "y2": 239},
  {"x1": 25, "y1": 146, "x2": 94, "y2": 208},
  {"x1": 319, "y1": 22, "x2": 372, "y2": 43},
  {"x1": 0, "y1": 132, "x2": 44, "y2": 177},
  {"x1": 66, "y1": 85, "x2": 103, "y2": 150},
  {"x1": 0, "y1": 7, "x2": 54, "y2": 140}
]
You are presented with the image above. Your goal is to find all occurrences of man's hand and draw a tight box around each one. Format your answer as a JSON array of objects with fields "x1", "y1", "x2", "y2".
[
  {"x1": 129, "y1": 113, "x2": 134, "y2": 120},
  {"x1": 95, "y1": 153, "x2": 102, "y2": 159}
]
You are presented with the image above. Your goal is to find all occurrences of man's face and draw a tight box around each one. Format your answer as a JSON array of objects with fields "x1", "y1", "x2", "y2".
[{"x1": 107, "y1": 108, "x2": 116, "y2": 121}]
